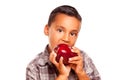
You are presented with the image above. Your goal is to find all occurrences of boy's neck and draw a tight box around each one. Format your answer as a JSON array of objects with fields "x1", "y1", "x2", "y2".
[{"x1": 47, "y1": 44, "x2": 52, "y2": 54}]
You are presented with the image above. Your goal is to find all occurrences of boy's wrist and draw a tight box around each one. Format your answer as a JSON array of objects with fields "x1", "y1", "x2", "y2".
[
  {"x1": 77, "y1": 70, "x2": 90, "y2": 80},
  {"x1": 56, "y1": 74, "x2": 68, "y2": 80}
]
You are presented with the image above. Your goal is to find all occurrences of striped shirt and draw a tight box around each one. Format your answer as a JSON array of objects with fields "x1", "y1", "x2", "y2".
[{"x1": 26, "y1": 45, "x2": 101, "y2": 80}]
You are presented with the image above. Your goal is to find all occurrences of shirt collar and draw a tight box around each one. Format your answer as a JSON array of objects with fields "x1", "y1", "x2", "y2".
[{"x1": 37, "y1": 44, "x2": 52, "y2": 66}]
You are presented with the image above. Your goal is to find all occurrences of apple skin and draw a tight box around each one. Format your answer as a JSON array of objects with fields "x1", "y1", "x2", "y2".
[{"x1": 54, "y1": 44, "x2": 77, "y2": 65}]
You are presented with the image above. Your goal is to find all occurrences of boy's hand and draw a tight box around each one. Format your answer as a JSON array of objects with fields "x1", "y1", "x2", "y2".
[
  {"x1": 69, "y1": 47, "x2": 90, "y2": 80},
  {"x1": 49, "y1": 51, "x2": 71, "y2": 79},
  {"x1": 68, "y1": 47, "x2": 83, "y2": 74}
]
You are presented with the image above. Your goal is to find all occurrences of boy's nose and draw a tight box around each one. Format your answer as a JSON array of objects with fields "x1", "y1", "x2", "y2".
[{"x1": 62, "y1": 33, "x2": 70, "y2": 43}]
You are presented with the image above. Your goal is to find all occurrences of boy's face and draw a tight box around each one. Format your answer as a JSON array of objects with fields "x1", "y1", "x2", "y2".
[{"x1": 44, "y1": 13, "x2": 81, "y2": 52}]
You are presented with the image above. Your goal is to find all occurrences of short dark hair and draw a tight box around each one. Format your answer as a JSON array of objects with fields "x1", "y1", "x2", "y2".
[{"x1": 47, "y1": 5, "x2": 82, "y2": 26}]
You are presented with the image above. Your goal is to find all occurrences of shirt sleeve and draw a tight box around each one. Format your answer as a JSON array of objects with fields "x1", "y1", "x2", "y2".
[{"x1": 83, "y1": 52, "x2": 101, "y2": 80}]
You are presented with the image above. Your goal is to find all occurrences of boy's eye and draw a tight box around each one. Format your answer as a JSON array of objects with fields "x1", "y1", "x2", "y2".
[
  {"x1": 70, "y1": 32, "x2": 77, "y2": 37},
  {"x1": 57, "y1": 29, "x2": 63, "y2": 32}
]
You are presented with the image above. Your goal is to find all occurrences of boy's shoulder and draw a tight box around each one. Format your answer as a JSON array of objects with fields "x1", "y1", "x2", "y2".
[{"x1": 27, "y1": 49, "x2": 50, "y2": 68}]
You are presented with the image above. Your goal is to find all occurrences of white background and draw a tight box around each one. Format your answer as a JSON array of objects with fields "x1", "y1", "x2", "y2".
[{"x1": 0, "y1": 0, "x2": 120, "y2": 80}]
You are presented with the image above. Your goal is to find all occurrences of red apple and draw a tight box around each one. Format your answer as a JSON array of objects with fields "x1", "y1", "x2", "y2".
[{"x1": 54, "y1": 44, "x2": 77, "y2": 65}]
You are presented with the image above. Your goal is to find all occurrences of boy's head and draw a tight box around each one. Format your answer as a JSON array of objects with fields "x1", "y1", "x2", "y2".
[
  {"x1": 48, "y1": 5, "x2": 82, "y2": 26},
  {"x1": 44, "y1": 5, "x2": 82, "y2": 52}
]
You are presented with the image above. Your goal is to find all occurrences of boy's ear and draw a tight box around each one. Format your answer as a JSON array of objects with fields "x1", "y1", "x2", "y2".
[{"x1": 44, "y1": 25, "x2": 49, "y2": 36}]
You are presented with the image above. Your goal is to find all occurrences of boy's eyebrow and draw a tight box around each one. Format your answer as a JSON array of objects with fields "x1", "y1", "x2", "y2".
[
  {"x1": 55, "y1": 25, "x2": 65, "y2": 29},
  {"x1": 71, "y1": 30, "x2": 79, "y2": 33},
  {"x1": 56, "y1": 25, "x2": 63, "y2": 27},
  {"x1": 56, "y1": 25, "x2": 80, "y2": 32},
  {"x1": 71, "y1": 28, "x2": 80, "y2": 32},
  {"x1": 72, "y1": 30, "x2": 79, "y2": 32}
]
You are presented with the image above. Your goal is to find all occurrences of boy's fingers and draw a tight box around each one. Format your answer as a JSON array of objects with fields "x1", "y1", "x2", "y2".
[
  {"x1": 49, "y1": 51, "x2": 58, "y2": 65},
  {"x1": 69, "y1": 56, "x2": 80, "y2": 61},
  {"x1": 69, "y1": 53, "x2": 83, "y2": 63},
  {"x1": 59, "y1": 57, "x2": 64, "y2": 65},
  {"x1": 71, "y1": 47, "x2": 81, "y2": 56}
]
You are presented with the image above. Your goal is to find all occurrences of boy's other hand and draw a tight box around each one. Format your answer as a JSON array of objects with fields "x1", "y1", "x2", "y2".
[
  {"x1": 69, "y1": 47, "x2": 84, "y2": 74},
  {"x1": 68, "y1": 47, "x2": 90, "y2": 80},
  {"x1": 49, "y1": 51, "x2": 71, "y2": 78}
]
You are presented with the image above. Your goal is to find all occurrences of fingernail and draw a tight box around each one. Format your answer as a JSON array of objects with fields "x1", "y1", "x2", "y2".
[
  {"x1": 71, "y1": 49, "x2": 74, "y2": 52},
  {"x1": 69, "y1": 58, "x2": 71, "y2": 61}
]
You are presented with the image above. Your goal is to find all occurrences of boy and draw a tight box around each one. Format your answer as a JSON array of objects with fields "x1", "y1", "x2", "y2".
[{"x1": 26, "y1": 5, "x2": 101, "y2": 80}]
